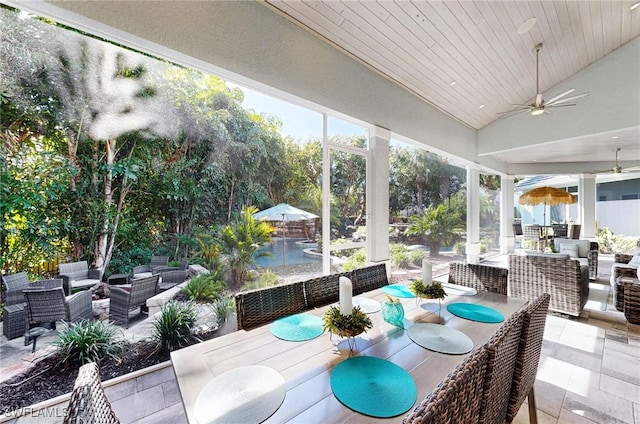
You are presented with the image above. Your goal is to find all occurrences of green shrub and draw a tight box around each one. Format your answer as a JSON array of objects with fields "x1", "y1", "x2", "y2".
[
  {"x1": 408, "y1": 249, "x2": 426, "y2": 266},
  {"x1": 183, "y1": 274, "x2": 226, "y2": 302},
  {"x1": 152, "y1": 301, "x2": 197, "y2": 351},
  {"x1": 212, "y1": 294, "x2": 235, "y2": 324},
  {"x1": 453, "y1": 241, "x2": 466, "y2": 255},
  {"x1": 390, "y1": 245, "x2": 410, "y2": 269},
  {"x1": 240, "y1": 269, "x2": 281, "y2": 291},
  {"x1": 597, "y1": 227, "x2": 639, "y2": 254},
  {"x1": 55, "y1": 320, "x2": 124, "y2": 365},
  {"x1": 341, "y1": 248, "x2": 366, "y2": 271}
]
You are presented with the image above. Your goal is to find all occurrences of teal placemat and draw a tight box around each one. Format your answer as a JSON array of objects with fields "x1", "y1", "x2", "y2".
[
  {"x1": 382, "y1": 284, "x2": 416, "y2": 298},
  {"x1": 270, "y1": 314, "x2": 324, "y2": 341},
  {"x1": 407, "y1": 323, "x2": 474, "y2": 354},
  {"x1": 330, "y1": 356, "x2": 417, "y2": 418},
  {"x1": 446, "y1": 303, "x2": 504, "y2": 323}
]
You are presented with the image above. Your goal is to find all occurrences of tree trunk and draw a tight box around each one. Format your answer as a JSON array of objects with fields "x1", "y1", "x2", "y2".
[{"x1": 94, "y1": 139, "x2": 116, "y2": 271}]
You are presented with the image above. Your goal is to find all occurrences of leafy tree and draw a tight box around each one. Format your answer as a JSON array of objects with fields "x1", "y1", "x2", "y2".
[
  {"x1": 405, "y1": 204, "x2": 464, "y2": 255},
  {"x1": 219, "y1": 206, "x2": 275, "y2": 290}
]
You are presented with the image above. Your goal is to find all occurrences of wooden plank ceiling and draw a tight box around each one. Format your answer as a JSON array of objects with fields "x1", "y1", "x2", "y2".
[{"x1": 265, "y1": 0, "x2": 640, "y2": 131}]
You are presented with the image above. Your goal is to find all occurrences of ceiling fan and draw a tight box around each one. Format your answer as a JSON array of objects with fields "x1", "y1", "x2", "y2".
[
  {"x1": 499, "y1": 43, "x2": 589, "y2": 118},
  {"x1": 593, "y1": 148, "x2": 636, "y2": 174}
]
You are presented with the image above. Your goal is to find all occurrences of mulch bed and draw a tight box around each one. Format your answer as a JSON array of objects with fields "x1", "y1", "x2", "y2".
[{"x1": 0, "y1": 332, "x2": 214, "y2": 415}]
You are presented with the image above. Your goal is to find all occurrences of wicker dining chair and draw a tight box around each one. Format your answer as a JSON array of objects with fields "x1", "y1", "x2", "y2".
[
  {"x1": 63, "y1": 362, "x2": 120, "y2": 424},
  {"x1": 303, "y1": 271, "x2": 352, "y2": 308},
  {"x1": 403, "y1": 347, "x2": 488, "y2": 424},
  {"x1": 623, "y1": 282, "x2": 640, "y2": 325},
  {"x1": 109, "y1": 274, "x2": 159, "y2": 327},
  {"x1": 351, "y1": 263, "x2": 389, "y2": 295},
  {"x1": 478, "y1": 309, "x2": 524, "y2": 424},
  {"x1": 23, "y1": 287, "x2": 93, "y2": 331},
  {"x1": 522, "y1": 225, "x2": 544, "y2": 250},
  {"x1": 448, "y1": 262, "x2": 509, "y2": 296},
  {"x1": 506, "y1": 294, "x2": 550, "y2": 424},
  {"x1": 235, "y1": 281, "x2": 307, "y2": 330}
]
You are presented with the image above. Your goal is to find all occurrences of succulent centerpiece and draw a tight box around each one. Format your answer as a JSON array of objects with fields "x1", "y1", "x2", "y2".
[{"x1": 322, "y1": 305, "x2": 373, "y2": 338}]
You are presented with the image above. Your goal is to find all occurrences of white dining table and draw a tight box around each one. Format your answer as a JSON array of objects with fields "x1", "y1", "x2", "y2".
[{"x1": 171, "y1": 282, "x2": 528, "y2": 423}]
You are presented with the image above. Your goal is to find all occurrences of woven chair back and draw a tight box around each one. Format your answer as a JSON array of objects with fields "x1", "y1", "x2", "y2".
[
  {"x1": 506, "y1": 293, "x2": 550, "y2": 423},
  {"x1": 2, "y1": 272, "x2": 31, "y2": 306},
  {"x1": 448, "y1": 262, "x2": 508, "y2": 296},
  {"x1": 303, "y1": 271, "x2": 352, "y2": 308},
  {"x1": 23, "y1": 288, "x2": 69, "y2": 325},
  {"x1": 479, "y1": 309, "x2": 524, "y2": 424},
  {"x1": 63, "y1": 362, "x2": 120, "y2": 424},
  {"x1": 235, "y1": 281, "x2": 307, "y2": 330},
  {"x1": 150, "y1": 255, "x2": 169, "y2": 270},
  {"x1": 351, "y1": 263, "x2": 389, "y2": 295},
  {"x1": 404, "y1": 347, "x2": 488, "y2": 424},
  {"x1": 129, "y1": 274, "x2": 160, "y2": 305},
  {"x1": 33, "y1": 279, "x2": 64, "y2": 290}
]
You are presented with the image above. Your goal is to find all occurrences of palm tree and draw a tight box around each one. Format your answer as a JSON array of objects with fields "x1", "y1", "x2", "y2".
[
  {"x1": 405, "y1": 204, "x2": 464, "y2": 255},
  {"x1": 220, "y1": 206, "x2": 275, "y2": 290}
]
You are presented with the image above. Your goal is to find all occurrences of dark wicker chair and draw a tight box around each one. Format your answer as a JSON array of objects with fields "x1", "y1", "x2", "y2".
[
  {"x1": 131, "y1": 255, "x2": 170, "y2": 279},
  {"x1": 303, "y1": 271, "x2": 352, "y2": 308},
  {"x1": 351, "y1": 263, "x2": 389, "y2": 295},
  {"x1": 522, "y1": 225, "x2": 544, "y2": 250},
  {"x1": 157, "y1": 269, "x2": 189, "y2": 291},
  {"x1": 448, "y1": 262, "x2": 508, "y2": 296},
  {"x1": 611, "y1": 254, "x2": 639, "y2": 312},
  {"x1": 506, "y1": 294, "x2": 550, "y2": 423},
  {"x1": 478, "y1": 308, "x2": 524, "y2": 424},
  {"x1": 57, "y1": 260, "x2": 102, "y2": 295},
  {"x1": 552, "y1": 224, "x2": 568, "y2": 238},
  {"x1": 23, "y1": 287, "x2": 93, "y2": 331},
  {"x1": 109, "y1": 275, "x2": 159, "y2": 327},
  {"x1": 403, "y1": 347, "x2": 488, "y2": 424},
  {"x1": 63, "y1": 362, "x2": 120, "y2": 424},
  {"x1": 235, "y1": 281, "x2": 307, "y2": 330},
  {"x1": 623, "y1": 281, "x2": 640, "y2": 324},
  {"x1": 2, "y1": 272, "x2": 32, "y2": 339}
]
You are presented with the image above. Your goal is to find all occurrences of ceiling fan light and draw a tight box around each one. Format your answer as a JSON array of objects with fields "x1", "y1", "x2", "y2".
[{"x1": 531, "y1": 107, "x2": 544, "y2": 116}]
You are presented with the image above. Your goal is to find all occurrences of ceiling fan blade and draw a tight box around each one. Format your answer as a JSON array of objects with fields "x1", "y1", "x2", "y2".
[
  {"x1": 546, "y1": 89, "x2": 575, "y2": 105},
  {"x1": 497, "y1": 106, "x2": 531, "y2": 114},
  {"x1": 546, "y1": 92, "x2": 589, "y2": 106},
  {"x1": 548, "y1": 103, "x2": 577, "y2": 108},
  {"x1": 496, "y1": 108, "x2": 530, "y2": 120}
]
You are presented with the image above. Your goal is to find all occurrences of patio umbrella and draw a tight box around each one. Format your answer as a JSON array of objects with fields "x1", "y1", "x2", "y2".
[
  {"x1": 253, "y1": 204, "x2": 319, "y2": 267},
  {"x1": 518, "y1": 186, "x2": 576, "y2": 228}
]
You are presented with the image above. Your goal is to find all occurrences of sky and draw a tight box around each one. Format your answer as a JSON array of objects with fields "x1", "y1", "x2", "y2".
[{"x1": 236, "y1": 85, "x2": 367, "y2": 142}]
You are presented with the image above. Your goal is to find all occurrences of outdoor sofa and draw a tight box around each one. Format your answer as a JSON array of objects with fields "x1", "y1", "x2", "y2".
[
  {"x1": 58, "y1": 260, "x2": 102, "y2": 295},
  {"x1": 508, "y1": 253, "x2": 589, "y2": 316}
]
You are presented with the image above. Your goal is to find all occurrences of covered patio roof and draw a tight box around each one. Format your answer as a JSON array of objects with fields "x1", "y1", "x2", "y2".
[{"x1": 4, "y1": 0, "x2": 639, "y2": 178}]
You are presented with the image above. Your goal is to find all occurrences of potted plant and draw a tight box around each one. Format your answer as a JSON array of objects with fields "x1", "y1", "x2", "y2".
[
  {"x1": 322, "y1": 305, "x2": 373, "y2": 338},
  {"x1": 381, "y1": 295, "x2": 405, "y2": 328}
]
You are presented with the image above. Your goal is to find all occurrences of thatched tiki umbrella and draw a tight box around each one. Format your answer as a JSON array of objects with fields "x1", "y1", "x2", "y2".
[{"x1": 518, "y1": 186, "x2": 577, "y2": 229}]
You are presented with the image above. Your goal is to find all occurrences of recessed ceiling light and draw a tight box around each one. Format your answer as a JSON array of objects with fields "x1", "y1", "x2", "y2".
[
  {"x1": 517, "y1": 17, "x2": 537, "y2": 34},
  {"x1": 631, "y1": 2, "x2": 640, "y2": 11},
  {"x1": 479, "y1": 104, "x2": 485, "y2": 109},
  {"x1": 612, "y1": 136, "x2": 619, "y2": 139},
  {"x1": 450, "y1": 81, "x2": 457, "y2": 86}
]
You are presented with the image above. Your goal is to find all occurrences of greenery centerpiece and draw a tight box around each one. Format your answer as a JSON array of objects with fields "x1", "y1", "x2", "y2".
[
  {"x1": 322, "y1": 305, "x2": 373, "y2": 338},
  {"x1": 409, "y1": 280, "x2": 447, "y2": 317}
]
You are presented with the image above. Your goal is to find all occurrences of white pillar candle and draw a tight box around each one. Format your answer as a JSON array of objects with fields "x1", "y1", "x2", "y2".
[
  {"x1": 422, "y1": 258, "x2": 432, "y2": 284},
  {"x1": 339, "y1": 276, "x2": 353, "y2": 316}
]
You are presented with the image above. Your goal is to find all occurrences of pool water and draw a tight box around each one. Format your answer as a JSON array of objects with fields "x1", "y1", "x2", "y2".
[{"x1": 255, "y1": 238, "x2": 321, "y2": 268}]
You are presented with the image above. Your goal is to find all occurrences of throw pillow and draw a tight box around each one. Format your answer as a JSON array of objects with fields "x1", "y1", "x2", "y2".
[{"x1": 558, "y1": 243, "x2": 579, "y2": 259}]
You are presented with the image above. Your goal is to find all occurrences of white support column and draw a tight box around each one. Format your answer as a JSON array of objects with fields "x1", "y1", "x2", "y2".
[
  {"x1": 500, "y1": 176, "x2": 515, "y2": 254},
  {"x1": 466, "y1": 167, "x2": 481, "y2": 264},
  {"x1": 578, "y1": 174, "x2": 597, "y2": 240},
  {"x1": 367, "y1": 126, "x2": 390, "y2": 265}
]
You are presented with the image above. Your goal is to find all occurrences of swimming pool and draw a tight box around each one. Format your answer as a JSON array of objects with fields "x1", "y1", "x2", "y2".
[{"x1": 254, "y1": 238, "x2": 321, "y2": 268}]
